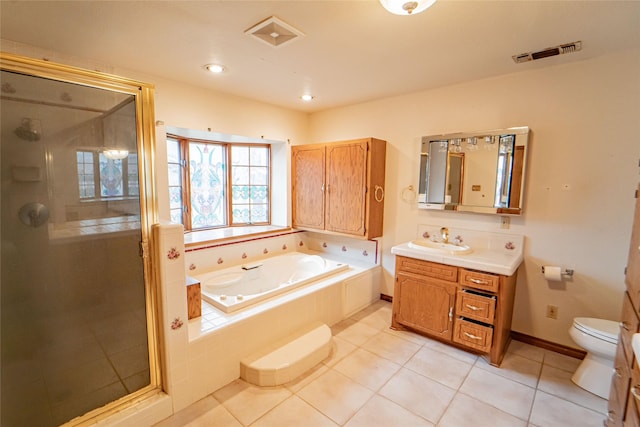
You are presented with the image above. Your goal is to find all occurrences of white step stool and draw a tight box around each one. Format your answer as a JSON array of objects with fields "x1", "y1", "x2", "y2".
[{"x1": 240, "y1": 323, "x2": 333, "y2": 386}]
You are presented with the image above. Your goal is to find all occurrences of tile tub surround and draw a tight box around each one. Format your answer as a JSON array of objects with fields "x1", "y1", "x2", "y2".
[
  {"x1": 391, "y1": 225, "x2": 524, "y2": 276},
  {"x1": 184, "y1": 229, "x2": 379, "y2": 276},
  {"x1": 155, "y1": 300, "x2": 607, "y2": 427},
  {"x1": 113, "y1": 223, "x2": 382, "y2": 424}
]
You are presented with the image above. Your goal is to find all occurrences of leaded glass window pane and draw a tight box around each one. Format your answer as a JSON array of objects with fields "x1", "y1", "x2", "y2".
[
  {"x1": 167, "y1": 138, "x2": 181, "y2": 163},
  {"x1": 170, "y1": 209, "x2": 183, "y2": 224},
  {"x1": 127, "y1": 154, "x2": 139, "y2": 196},
  {"x1": 250, "y1": 166, "x2": 268, "y2": 185},
  {"x1": 166, "y1": 137, "x2": 184, "y2": 226},
  {"x1": 169, "y1": 187, "x2": 182, "y2": 209},
  {"x1": 250, "y1": 186, "x2": 267, "y2": 203},
  {"x1": 189, "y1": 142, "x2": 226, "y2": 228},
  {"x1": 232, "y1": 207, "x2": 250, "y2": 223},
  {"x1": 232, "y1": 166, "x2": 250, "y2": 185},
  {"x1": 232, "y1": 185, "x2": 250, "y2": 203},
  {"x1": 251, "y1": 205, "x2": 268, "y2": 223},
  {"x1": 231, "y1": 146, "x2": 249, "y2": 165},
  {"x1": 168, "y1": 164, "x2": 181, "y2": 187},
  {"x1": 250, "y1": 147, "x2": 268, "y2": 166},
  {"x1": 77, "y1": 150, "x2": 96, "y2": 199},
  {"x1": 99, "y1": 154, "x2": 124, "y2": 197},
  {"x1": 229, "y1": 145, "x2": 270, "y2": 225}
]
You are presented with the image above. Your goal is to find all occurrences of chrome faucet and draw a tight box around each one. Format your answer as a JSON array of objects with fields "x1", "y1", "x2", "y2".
[{"x1": 440, "y1": 227, "x2": 449, "y2": 243}]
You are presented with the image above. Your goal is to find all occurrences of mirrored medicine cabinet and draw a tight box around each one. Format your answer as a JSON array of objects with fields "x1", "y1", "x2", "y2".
[{"x1": 418, "y1": 126, "x2": 529, "y2": 215}]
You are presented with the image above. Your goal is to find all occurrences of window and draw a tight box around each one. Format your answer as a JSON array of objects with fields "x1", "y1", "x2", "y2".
[
  {"x1": 167, "y1": 135, "x2": 270, "y2": 231},
  {"x1": 76, "y1": 150, "x2": 139, "y2": 199}
]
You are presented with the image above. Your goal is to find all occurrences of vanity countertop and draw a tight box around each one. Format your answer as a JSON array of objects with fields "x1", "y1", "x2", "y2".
[
  {"x1": 391, "y1": 242, "x2": 522, "y2": 276},
  {"x1": 391, "y1": 227, "x2": 524, "y2": 276}
]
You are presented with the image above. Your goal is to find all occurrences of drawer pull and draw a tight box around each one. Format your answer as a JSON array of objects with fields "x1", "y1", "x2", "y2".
[
  {"x1": 469, "y1": 278, "x2": 489, "y2": 285},
  {"x1": 607, "y1": 410, "x2": 615, "y2": 423},
  {"x1": 464, "y1": 332, "x2": 482, "y2": 340},
  {"x1": 620, "y1": 321, "x2": 630, "y2": 331},
  {"x1": 631, "y1": 385, "x2": 640, "y2": 401},
  {"x1": 614, "y1": 367, "x2": 622, "y2": 378},
  {"x1": 465, "y1": 304, "x2": 482, "y2": 311},
  {"x1": 448, "y1": 307, "x2": 453, "y2": 322}
]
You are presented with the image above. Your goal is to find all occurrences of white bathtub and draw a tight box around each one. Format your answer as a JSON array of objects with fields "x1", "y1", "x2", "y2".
[{"x1": 197, "y1": 252, "x2": 349, "y2": 313}]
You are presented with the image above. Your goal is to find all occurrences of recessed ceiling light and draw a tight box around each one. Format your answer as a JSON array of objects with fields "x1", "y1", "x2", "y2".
[
  {"x1": 301, "y1": 94, "x2": 314, "y2": 102},
  {"x1": 205, "y1": 64, "x2": 225, "y2": 73}
]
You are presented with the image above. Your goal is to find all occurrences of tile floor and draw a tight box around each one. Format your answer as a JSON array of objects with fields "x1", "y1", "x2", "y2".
[{"x1": 156, "y1": 300, "x2": 608, "y2": 427}]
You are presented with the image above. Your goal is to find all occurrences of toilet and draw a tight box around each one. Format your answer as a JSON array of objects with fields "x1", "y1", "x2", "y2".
[{"x1": 569, "y1": 317, "x2": 620, "y2": 399}]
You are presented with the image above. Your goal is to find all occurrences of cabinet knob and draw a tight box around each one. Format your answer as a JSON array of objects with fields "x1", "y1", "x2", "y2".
[
  {"x1": 614, "y1": 367, "x2": 622, "y2": 378},
  {"x1": 620, "y1": 321, "x2": 630, "y2": 331}
]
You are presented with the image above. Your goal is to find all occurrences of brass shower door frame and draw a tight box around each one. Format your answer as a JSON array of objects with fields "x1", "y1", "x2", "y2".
[{"x1": 0, "y1": 52, "x2": 163, "y2": 425}]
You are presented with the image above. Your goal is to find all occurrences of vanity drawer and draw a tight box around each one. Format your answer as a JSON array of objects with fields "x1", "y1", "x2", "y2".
[
  {"x1": 459, "y1": 269, "x2": 500, "y2": 293},
  {"x1": 396, "y1": 256, "x2": 458, "y2": 282},
  {"x1": 456, "y1": 290, "x2": 496, "y2": 324},
  {"x1": 453, "y1": 318, "x2": 493, "y2": 353}
]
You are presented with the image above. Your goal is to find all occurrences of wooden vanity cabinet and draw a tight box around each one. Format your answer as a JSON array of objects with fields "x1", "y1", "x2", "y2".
[
  {"x1": 393, "y1": 258, "x2": 457, "y2": 339},
  {"x1": 291, "y1": 138, "x2": 386, "y2": 239},
  {"x1": 392, "y1": 256, "x2": 517, "y2": 366},
  {"x1": 607, "y1": 183, "x2": 640, "y2": 427}
]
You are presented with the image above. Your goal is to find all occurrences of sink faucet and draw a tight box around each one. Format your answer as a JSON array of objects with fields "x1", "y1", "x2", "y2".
[{"x1": 440, "y1": 227, "x2": 449, "y2": 243}]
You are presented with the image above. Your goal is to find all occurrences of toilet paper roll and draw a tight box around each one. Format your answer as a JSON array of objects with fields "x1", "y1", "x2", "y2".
[{"x1": 543, "y1": 266, "x2": 563, "y2": 281}]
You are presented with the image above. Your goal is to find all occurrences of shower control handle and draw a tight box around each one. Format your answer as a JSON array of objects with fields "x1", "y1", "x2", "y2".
[{"x1": 18, "y1": 202, "x2": 49, "y2": 228}]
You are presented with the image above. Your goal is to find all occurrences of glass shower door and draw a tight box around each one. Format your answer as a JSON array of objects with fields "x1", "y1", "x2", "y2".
[{"x1": 1, "y1": 67, "x2": 155, "y2": 426}]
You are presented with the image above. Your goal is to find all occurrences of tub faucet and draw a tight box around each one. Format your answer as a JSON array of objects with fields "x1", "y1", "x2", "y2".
[{"x1": 440, "y1": 227, "x2": 449, "y2": 243}]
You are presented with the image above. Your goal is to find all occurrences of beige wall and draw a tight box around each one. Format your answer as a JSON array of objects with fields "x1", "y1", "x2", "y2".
[
  {"x1": 308, "y1": 49, "x2": 640, "y2": 346},
  {"x1": 6, "y1": 40, "x2": 640, "y2": 347},
  {"x1": 1, "y1": 40, "x2": 310, "y2": 225}
]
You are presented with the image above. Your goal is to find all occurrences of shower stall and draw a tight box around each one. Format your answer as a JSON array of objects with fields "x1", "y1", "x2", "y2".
[{"x1": 1, "y1": 54, "x2": 160, "y2": 426}]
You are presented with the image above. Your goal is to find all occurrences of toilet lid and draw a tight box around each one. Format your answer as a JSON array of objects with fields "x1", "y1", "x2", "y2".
[{"x1": 573, "y1": 317, "x2": 619, "y2": 343}]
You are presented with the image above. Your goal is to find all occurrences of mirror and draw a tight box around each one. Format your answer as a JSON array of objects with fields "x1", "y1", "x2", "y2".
[{"x1": 418, "y1": 126, "x2": 529, "y2": 214}]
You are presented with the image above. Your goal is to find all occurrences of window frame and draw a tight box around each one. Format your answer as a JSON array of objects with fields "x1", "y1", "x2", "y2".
[{"x1": 167, "y1": 134, "x2": 271, "y2": 232}]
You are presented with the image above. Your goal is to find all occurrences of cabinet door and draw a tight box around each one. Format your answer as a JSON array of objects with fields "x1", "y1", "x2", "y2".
[
  {"x1": 325, "y1": 141, "x2": 368, "y2": 236},
  {"x1": 292, "y1": 145, "x2": 325, "y2": 230},
  {"x1": 395, "y1": 272, "x2": 455, "y2": 340},
  {"x1": 627, "y1": 183, "x2": 640, "y2": 310},
  {"x1": 608, "y1": 342, "x2": 630, "y2": 427}
]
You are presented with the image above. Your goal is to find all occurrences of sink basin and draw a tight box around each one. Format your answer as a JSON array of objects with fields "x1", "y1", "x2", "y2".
[{"x1": 407, "y1": 239, "x2": 473, "y2": 255}]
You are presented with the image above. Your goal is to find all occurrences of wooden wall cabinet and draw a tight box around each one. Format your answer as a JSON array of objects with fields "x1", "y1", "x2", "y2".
[
  {"x1": 391, "y1": 255, "x2": 517, "y2": 366},
  {"x1": 291, "y1": 138, "x2": 386, "y2": 239},
  {"x1": 607, "y1": 182, "x2": 640, "y2": 427}
]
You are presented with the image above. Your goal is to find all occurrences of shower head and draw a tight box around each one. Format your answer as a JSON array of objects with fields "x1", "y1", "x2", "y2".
[{"x1": 14, "y1": 118, "x2": 41, "y2": 142}]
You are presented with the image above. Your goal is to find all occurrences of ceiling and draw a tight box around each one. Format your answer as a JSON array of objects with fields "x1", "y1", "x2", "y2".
[{"x1": 1, "y1": 1, "x2": 640, "y2": 113}]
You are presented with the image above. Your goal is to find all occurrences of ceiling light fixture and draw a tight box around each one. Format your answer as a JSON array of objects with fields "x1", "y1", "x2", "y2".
[
  {"x1": 379, "y1": 0, "x2": 437, "y2": 15},
  {"x1": 301, "y1": 94, "x2": 314, "y2": 102},
  {"x1": 205, "y1": 64, "x2": 225, "y2": 73},
  {"x1": 103, "y1": 149, "x2": 129, "y2": 160}
]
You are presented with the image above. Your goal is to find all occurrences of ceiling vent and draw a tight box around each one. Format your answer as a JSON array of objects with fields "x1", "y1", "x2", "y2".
[
  {"x1": 512, "y1": 41, "x2": 582, "y2": 64},
  {"x1": 245, "y1": 16, "x2": 305, "y2": 48}
]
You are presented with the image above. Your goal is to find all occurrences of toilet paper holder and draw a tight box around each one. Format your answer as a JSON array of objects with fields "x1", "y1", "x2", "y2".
[{"x1": 541, "y1": 266, "x2": 574, "y2": 277}]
